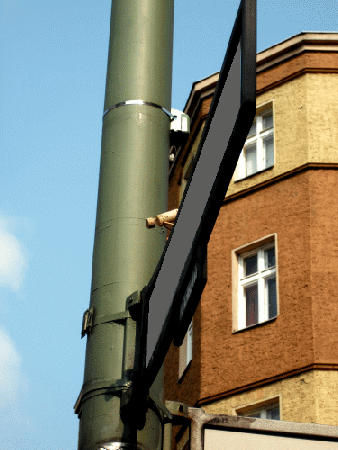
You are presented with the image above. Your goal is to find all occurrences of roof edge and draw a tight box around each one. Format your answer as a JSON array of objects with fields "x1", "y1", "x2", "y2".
[{"x1": 183, "y1": 31, "x2": 338, "y2": 118}]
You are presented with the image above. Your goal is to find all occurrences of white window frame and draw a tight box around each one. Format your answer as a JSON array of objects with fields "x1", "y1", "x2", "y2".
[
  {"x1": 237, "y1": 103, "x2": 274, "y2": 180},
  {"x1": 238, "y1": 243, "x2": 276, "y2": 330},
  {"x1": 232, "y1": 234, "x2": 278, "y2": 332},
  {"x1": 246, "y1": 403, "x2": 280, "y2": 420},
  {"x1": 236, "y1": 398, "x2": 281, "y2": 420},
  {"x1": 178, "y1": 321, "x2": 192, "y2": 380}
]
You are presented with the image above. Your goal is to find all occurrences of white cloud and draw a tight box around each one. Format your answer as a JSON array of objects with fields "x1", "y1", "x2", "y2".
[
  {"x1": 0, "y1": 216, "x2": 30, "y2": 292},
  {"x1": 0, "y1": 328, "x2": 31, "y2": 433},
  {"x1": 0, "y1": 327, "x2": 24, "y2": 404},
  {"x1": 0, "y1": 215, "x2": 32, "y2": 430}
]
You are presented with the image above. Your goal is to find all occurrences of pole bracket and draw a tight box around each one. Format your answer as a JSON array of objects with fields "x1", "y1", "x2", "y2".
[
  {"x1": 81, "y1": 291, "x2": 142, "y2": 338},
  {"x1": 81, "y1": 310, "x2": 133, "y2": 337},
  {"x1": 81, "y1": 307, "x2": 93, "y2": 338},
  {"x1": 74, "y1": 378, "x2": 134, "y2": 418}
]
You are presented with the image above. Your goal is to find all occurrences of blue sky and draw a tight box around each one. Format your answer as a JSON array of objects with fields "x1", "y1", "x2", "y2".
[{"x1": 0, "y1": 0, "x2": 337, "y2": 448}]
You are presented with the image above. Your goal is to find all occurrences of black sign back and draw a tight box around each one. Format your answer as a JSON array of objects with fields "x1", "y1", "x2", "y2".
[{"x1": 143, "y1": 0, "x2": 257, "y2": 389}]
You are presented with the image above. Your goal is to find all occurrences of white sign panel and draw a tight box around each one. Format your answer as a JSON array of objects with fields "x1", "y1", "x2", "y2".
[{"x1": 204, "y1": 428, "x2": 338, "y2": 450}]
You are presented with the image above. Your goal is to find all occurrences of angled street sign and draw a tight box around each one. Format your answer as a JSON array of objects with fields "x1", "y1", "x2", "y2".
[{"x1": 141, "y1": 0, "x2": 256, "y2": 389}]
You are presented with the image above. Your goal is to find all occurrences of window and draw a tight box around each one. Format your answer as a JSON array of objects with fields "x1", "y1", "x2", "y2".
[
  {"x1": 237, "y1": 401, "x2": 280, "y2": 420},
  {"x1": 232, "y1": 235, "x2": 278, "y2": 332},
  {"x1": 239, "y1": 244, "x2": 277, "y2": 329},
  {"x1": 237, "y1": 107, "x2": 274, "y2": 179},
  {"x1": 178, "y1": 322, "x2": 192, "y2": 380},
  {"x1": 180, "y1": 155, "x2": 196, "y2": 201}
]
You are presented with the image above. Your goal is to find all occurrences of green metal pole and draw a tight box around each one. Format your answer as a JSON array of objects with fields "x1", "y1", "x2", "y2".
[{"x1": 77, "y1": 1, "x2": 174, "y2": 449}]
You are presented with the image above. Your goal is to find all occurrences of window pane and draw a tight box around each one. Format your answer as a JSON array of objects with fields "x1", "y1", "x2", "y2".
[
  {"x1": 245, "y1": 144, "x2": 257, "y2": 176},
  {"x1": 264, "y1": 136, "x2": 274, "y2": 168},
  {"x1": 187, "y1": 323, "x2": 192, "y2": 364},
  {"x1": 248, "y1": 120, "x2": 256, "y2": 137},
  {"x1": 245, "y1": 283, "x2": 258, "y2": 326},
  {"x1": 246, "y1": 412, "x2": 261, "y2": 418},
  {"x1": 241, "y1": 404, "x2": 280, "y2": 420},
  {"x1": 267, "y1": 276, "x2": 277, "y2": 318},
  {"x1": 245, "y1": 254, "x2": 257, "y2": 276},
  {"x1": 267, "y1": 406, "x2": 280, "y2": 420},
  {"x1": 263, "y1": 112, "x2": 273, "y2": 130},
  {"x1": 265, "y1": 247, "x2": 275, "y2": 268}
]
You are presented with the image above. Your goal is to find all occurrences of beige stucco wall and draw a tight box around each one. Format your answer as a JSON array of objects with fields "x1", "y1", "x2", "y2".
[
  {"x1": 173, "y1": 370, "x2": 338, "y2": 450},
  {"x1": 314, "y1": 370, "x2": 338, "y2": 426},
  {"x1": 202, "y1": 370, "x2": 338, "y2": 426},
  {"x1": 307, "y1": 73, "x2": 338, "y2": 163}
]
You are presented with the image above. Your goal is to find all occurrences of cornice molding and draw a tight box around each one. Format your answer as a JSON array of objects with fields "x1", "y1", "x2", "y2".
[
  {"x1": 257, "y1": 53, "x2": 338, "y2": 94},
  {"x1": 257, "y1": 32, "x2": 338, "y2": 72},
  {"x1": 184, "y1": 73, "x2": 219, "y2": 118},
  {"x1": 198, "y1": 363, "x2": 338, "y2": 407},
  {"x1": 223, "y1": 162, "x2": 338, "y2": 205},
  {"x1": 183, "y1": 32, "x2": 338, "y2": 120}
]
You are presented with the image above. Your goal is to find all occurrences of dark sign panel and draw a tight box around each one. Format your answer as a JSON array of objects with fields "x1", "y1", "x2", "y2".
[
  {"x1": 174, "y1": 242, "x2": 207, "y2": 346},
  {"x1": 143, "y1": 0, "x2": 256, "y2": 389}
]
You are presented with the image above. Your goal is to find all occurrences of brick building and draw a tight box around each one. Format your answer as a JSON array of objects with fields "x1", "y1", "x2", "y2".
[{"x1": 164, "y1": 32, "x2": 338, "y2": 449}]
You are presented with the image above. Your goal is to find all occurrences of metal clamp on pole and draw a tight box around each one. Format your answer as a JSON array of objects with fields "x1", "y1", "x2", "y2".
[
  {"x1": 76, "y1": 291, "x2": 144, "y2": 418},
  {"x1": 103, "y1": 100, "x2": 175, "y2": 121},
  {"x1": 81, "y1": 308, "x2": 93, "y2": 338},
  {"x1": 120, "y1": 287, "x2": 150, "y2": 430},
  {"x1": 81, "y1": 292, "x2": 142, "y2": 338}
]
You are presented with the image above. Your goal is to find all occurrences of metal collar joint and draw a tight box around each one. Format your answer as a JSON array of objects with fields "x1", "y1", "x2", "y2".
[{"x1": 103, "y1": 99, "x2": 175, "y2": 121}]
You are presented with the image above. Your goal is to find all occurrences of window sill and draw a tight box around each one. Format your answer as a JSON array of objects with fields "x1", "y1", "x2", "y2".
[
  {"x1": 235, "y1": 165, "x2": 274, "y2": 183},
  {"x1": 233, "y1": 315, "x2": 277, "y2": 334}
]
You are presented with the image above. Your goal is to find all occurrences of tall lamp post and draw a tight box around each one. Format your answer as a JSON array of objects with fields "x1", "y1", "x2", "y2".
[{"x1": 76, "y1": 1, "x2": 174, "y2": 448}]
